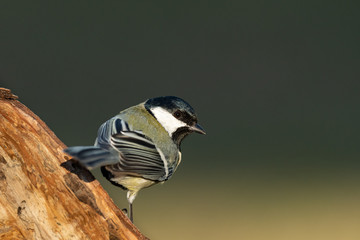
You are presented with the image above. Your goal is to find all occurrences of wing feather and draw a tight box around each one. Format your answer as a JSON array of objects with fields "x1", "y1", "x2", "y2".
[{"x1": 95, "y1": 116, "x2": 167, "y2": 181}]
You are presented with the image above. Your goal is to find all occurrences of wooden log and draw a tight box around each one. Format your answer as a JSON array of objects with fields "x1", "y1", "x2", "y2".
[{"x1": 0, "y1": 88, "x2": 148, "y2": 240}]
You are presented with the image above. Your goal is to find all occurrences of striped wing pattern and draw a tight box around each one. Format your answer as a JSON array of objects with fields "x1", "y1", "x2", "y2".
[{"x1": 95, "y1": 117, "x2": 166, "y2": 180}]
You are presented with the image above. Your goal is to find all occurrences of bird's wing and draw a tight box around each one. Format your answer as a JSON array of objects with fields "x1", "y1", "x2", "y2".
[{"x1": 95, "y1": 116, "x2": 167, "y2": 181}]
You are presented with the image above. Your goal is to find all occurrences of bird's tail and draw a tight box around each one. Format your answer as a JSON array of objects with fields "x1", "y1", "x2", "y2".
[{"x1": 64, "y1": 146, "x2": 119, "y2": 169}]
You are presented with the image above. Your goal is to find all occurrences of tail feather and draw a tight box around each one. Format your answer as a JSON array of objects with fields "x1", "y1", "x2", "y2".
[{"x1": 64, "y1": 146, "x2": 119, "y2": 169}]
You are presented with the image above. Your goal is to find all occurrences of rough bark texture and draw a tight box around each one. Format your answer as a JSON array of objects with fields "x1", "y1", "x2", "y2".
[{"x1": 0, "y1": 88, "x2": 148, "y2": 240}]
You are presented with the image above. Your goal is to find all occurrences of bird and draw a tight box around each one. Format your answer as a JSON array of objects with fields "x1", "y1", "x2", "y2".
[{"x1": 64, "y1": 96, "x2": 205, "y2": 222}]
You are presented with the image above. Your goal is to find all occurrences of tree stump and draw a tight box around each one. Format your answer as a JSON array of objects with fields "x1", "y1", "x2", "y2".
[{"x1": 0, "y1": 88, "x2": 148, "y2": 240}]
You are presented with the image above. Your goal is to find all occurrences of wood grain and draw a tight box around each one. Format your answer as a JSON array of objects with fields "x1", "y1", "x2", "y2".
[{"x1": 0, "y1": 88, "x2": 148, "y2": 240}]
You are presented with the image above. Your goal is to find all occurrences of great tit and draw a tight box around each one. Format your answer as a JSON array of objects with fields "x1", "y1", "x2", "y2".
[{"x1": 64, "y1": 96, "x2": 205, "y2": 222}]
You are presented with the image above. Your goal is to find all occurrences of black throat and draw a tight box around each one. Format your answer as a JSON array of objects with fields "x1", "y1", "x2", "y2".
[{"x1": 172, "y1": 126, "x2": 192, "y2": 146}]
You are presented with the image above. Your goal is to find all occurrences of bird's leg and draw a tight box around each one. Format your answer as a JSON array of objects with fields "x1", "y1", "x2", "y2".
[
  {"x1": 129, "y1": 202, "x2": 133, "y2": 222},
  {"x1": 127, "y1": 190, "x2": 137, "y2": 223}
]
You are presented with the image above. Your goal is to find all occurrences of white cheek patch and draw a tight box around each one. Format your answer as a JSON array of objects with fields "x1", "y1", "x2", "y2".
[{"x1": 151, "y1": 107, "x2": 186, "y2": 136}]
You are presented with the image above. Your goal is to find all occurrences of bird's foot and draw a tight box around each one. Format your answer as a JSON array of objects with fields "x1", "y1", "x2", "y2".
[{"x1": 122, "y1": 208, "x2": 128, "y2": 216}]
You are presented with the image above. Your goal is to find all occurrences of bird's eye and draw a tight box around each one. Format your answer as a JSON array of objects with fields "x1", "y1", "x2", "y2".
[{"x1": 173, "y1": 110, "x2": 181, "y2": 119}]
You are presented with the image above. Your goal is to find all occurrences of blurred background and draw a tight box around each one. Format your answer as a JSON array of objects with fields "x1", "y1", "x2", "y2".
[{"x1": 1, "y1": 1, "x2": 360, "y2": 239}]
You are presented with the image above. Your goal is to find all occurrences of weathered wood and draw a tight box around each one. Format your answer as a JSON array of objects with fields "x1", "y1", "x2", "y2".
[{"x1": 0, "y1": 88, "x2": 148, "y2": 240}]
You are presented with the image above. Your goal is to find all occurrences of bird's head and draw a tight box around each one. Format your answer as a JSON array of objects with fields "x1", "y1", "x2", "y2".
[{"x1": 145, "y1": 96, "x2": 206, "y2": 145}]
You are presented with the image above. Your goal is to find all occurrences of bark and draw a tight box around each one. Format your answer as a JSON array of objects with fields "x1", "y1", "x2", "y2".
[{"x1": 0, "y1": 88, "x2": 148, "y2": 240}]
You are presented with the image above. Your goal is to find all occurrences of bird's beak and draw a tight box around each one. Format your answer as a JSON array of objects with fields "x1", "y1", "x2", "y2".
[{"x1": 191, "y1": 123, "x2": 206, "y2": 135}]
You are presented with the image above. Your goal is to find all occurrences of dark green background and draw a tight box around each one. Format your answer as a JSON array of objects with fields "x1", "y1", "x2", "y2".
[{"x1": 1, "y1": 1, "x2": 360, "y2": 239}]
